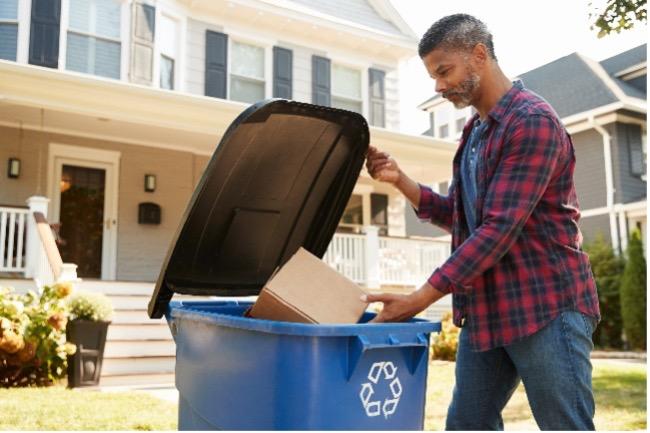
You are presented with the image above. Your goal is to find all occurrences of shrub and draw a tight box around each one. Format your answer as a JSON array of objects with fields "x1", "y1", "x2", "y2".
[
  {"x1": 431, "y1": 312, "x2": 459, "y2": 361},
  {"x1": 620, "y1": 229, "x2": 646, "y2": 350},
  {"x1": 584, "y1": 234, "x2": 625, "y2": 348},
  {"x1": 0, "y1": 283, "x2": 76, "y2": 387},
  {"x1": 67, "y1": 292, "x2": 113, "y2": 322}
]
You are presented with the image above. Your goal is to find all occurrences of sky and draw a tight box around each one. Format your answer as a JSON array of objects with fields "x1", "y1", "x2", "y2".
[{"x1": 389, "y1": 0, "x2": 649, "y2": 135}]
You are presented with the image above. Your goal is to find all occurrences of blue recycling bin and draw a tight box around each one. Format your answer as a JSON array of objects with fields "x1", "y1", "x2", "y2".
[
  {"x1": 148, "y1": 100, "x2": 443, "y2": 430},
  {"x1": 166, "y1": 300, "x2": 441, "y2": 430}
]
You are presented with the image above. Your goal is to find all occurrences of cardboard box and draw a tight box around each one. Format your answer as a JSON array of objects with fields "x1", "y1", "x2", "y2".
[{"x1": 248, "y1": 247, "x2": 368, "y2": 324}]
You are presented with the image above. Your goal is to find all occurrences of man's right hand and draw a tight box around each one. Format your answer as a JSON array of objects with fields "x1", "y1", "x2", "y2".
[{"x1": 365, "y1": 146, "x2": 401, "y2": 185}]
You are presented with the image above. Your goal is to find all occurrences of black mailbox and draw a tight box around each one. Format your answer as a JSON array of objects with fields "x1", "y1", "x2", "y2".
[{"x1": 139, "y1": 202, "x2": 161, "y2": 225}]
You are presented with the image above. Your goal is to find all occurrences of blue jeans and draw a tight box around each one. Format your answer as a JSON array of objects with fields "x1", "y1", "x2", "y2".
[{"x1": 445, "y1": 310, "x2": 597, "y2": 431}]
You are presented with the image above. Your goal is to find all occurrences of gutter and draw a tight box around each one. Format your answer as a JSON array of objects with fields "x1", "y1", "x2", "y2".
[{"x1": 588, "y1": 116, "x2": 620, "y2": 253}]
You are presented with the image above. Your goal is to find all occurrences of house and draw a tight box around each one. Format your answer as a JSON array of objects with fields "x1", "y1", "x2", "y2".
[
  {"x1": 0, "y1": 0, "x2": 455, "y2": 384},
  {"x1": 418, "y1": 44, "x2": 647, "y2": 254}
]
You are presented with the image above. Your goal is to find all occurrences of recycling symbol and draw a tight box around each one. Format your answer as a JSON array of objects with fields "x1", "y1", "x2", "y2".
[{"x1": 359, "y1": 361, "x2": 402, "y2": 418}]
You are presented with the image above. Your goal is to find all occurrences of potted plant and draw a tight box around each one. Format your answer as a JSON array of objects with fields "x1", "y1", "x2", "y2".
[{"x1": 66, "y1": 291, "x2": 113, "y2": 388}]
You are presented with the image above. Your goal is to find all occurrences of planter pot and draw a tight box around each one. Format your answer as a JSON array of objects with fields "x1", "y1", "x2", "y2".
[{"x1": 66, "y1": 320, "x2": 110, "y2": 388}]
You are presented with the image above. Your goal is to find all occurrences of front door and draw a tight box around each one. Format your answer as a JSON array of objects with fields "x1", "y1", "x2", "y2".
[
  {"x1": 48, "y1": 143, "x2": 120, "y2": 280},
  {"x1": 58, "y1": 165, "x2": 105, "y2": 278}
]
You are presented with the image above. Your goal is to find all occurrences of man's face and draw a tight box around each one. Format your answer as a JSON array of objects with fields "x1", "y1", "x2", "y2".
[{"x1": 422, "y1": 47, "x2": 481, "y2": 109}]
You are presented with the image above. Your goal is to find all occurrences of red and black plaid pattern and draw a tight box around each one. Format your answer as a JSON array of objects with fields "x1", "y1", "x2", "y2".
[{"x1": 416, "y1": 82, "x2": 600, "y2": 351}]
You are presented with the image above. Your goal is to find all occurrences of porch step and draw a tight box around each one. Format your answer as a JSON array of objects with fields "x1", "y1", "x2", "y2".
[
  {"x1": 104, "y1": 339, "x2": 175, "y2": 358},
  {"x1": 102, "y1": 356, "x2": 175, "y2": 376},
  {"x1": 107, "y1": 323, "x2": 173, "y2": 340},
  {"x1": 98, "y1": 373, "x2": 175, "y2": 387}
]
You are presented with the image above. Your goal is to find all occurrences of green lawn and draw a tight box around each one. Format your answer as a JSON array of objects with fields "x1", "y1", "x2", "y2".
[
  {"x1": 0, "y1": 359, "x2": 645, "y2": 430},
  {"x1": 425, "y1": 359, "x2": 647, "y2": 431},
  {"x1": 0, "y1": 387, "x2": 177, "y2": 430}
]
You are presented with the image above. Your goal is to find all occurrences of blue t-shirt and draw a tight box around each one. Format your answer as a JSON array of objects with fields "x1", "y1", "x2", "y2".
[{"x1": 460, "y1": 118, "x2": 489, "y2": 233}]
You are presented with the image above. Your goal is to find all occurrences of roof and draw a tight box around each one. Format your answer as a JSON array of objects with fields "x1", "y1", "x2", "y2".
[
  {"x1": 285, "y1": 0, "x2": 416, "y2": 39},
  {"x1": 518, "y1": 53, "x2": 619, "y2": 118},
  {"x1": 600, "y1": 44, "x2": 647, "y2": 75},
  {"x1": 418, "y1": 45, "x2": 647, "y2": 117}
]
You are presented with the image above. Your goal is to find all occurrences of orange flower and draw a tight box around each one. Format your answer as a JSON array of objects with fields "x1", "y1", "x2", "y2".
[{"x1": 48, "y1": 313, "x2": 68, "y2": 331}]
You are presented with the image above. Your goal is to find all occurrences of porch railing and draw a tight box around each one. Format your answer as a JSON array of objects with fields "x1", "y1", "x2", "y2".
[
  {"x1": 324, "y1": 226, "x2": 451, "y2": 288},
  {"x1": 0, "y1": 205, "x2": 29, "y2": 273},
  {"x1": 1, "y1": 196, "x2": 78, "y2": 286}
]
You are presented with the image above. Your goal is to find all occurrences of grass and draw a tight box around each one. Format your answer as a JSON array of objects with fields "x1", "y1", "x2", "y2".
[
  {"x1": 0, "y1": 386, "x2": 177, "y2": 430},
  {"x1": 0, "y1": 360, "x2": 645, "y2": 430},
  {"x1": 424, "y1": 359, "x2": 647, "y2": 431}
]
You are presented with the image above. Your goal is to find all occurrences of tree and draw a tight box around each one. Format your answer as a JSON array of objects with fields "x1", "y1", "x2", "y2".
[
  {"x1": 590, "y1": 0, "x2": 648, "y2": 37},
  {"x1": 620, "y1": 229, "x2": 646, "y2": 350},
  {"x1": 584, "y1": 234, "x2": 625, "y2": 348}
]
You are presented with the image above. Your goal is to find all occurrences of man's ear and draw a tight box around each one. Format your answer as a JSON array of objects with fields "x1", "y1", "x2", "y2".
[{"x1": 472, "y1": 43, "x2": 489, "y2": 66}]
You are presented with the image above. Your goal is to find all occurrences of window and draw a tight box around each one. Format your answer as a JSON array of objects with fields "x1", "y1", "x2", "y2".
[
  {"x1": 435, "y1": 106, "x2": 451, "y2": 138},
  {"x1": 339, "y1": 194, "x2": 363, "y2": 233},
  {"x1": 159, "y1": 14, "x2": 177, "y2": 89},
  {"x1": 371, "y1": 193, "x2": 388, "y2": 236},
  {"x1": 0, "y1": 0, "x2": 18, "y2": 61},
  {"x1": 66, "y1": 0, "x2": 121, "y2": 79},
  {"x1": 455, "y1": 117, "x2": 466, "y2": 134},
  {"x1": 230, "y1": 40, "x2": 265, "y2": 104},
  {"x1": 642, "y1": 126, "x2": 647, "y2": 181},
  {"x1": 332, "y1": 64, "x2": 362, "y2": 114}
]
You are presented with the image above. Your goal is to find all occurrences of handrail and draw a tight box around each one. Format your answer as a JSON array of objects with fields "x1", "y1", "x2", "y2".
[{"x1": 32, "y1": 212, "x2": 63, "y2": 281}]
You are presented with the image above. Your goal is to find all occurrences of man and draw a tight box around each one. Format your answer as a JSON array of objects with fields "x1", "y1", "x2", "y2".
[{"x1": 363, "y1": 14, "x2": 600, "y2": 431}]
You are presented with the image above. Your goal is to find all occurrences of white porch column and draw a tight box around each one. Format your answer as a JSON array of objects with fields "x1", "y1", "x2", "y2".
[
  {"x1": 24, "y1": 196, "x2": 49, "y2": 279},
  {"x1": 364, "y1": 225, "x2": 380, "y2": 289}
]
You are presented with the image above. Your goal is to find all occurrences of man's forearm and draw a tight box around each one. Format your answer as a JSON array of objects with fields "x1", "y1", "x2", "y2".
[{"x1": 395, "y1": 170, "x2": 421, "y2": 209}]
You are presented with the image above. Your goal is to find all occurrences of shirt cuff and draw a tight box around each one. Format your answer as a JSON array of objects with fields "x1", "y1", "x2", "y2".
[
  {"x1": 427, "y1": 269, "x2": 453, "y2": 295},
  {"x1": 413, "y1": 183, "x2": 434, "y2": 220}
]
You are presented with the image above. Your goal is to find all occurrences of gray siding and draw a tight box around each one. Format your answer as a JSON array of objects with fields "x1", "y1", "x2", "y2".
[
  {"x1": 579, "y1": 213, "x2": 612, "y2": 245},
  {"x1": 611, "y1": 122, "x2": 647, "y2": 203},
  {"x1": 572, "y1": 129, "x2": 607, "y2": 210},
  {"x1": 185, "y1": 18, "x2": 224, "y2": 96}
]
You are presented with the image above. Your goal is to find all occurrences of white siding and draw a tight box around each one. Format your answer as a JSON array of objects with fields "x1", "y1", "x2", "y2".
[
  {"x1": 384, "y1": 66, "x2": 400, "y2": 130},
  {"x1": 275, "y1": 41, "x2": 324, "y2": 104},
  {"x1": 185, "y1": 18, "x2": 224, "y2": 96}
]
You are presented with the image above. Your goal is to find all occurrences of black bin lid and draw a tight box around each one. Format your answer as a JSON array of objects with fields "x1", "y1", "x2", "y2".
[{"x1": 148, "y1": 99, "x2": 369, "y2": 318}]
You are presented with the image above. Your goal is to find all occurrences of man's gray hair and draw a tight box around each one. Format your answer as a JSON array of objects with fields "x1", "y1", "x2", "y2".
[{"x1": 418, "y1": 14, "x2": 497, "y2": 61}]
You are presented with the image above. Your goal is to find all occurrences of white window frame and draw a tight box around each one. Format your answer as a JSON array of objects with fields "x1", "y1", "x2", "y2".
[
  {"x1": 0, "y1": 0, "x2": 20, "y2": 61},
  {"x1": 642, "y1": 124, "x2": 647, "y2": 181},
  {"x1": 59, "y1": 0, "x2": 124, "y2": 80},
  {"x1": 331, "y1": 61, "x2": 364, "y2": 115},
  {"x1": 153, "y1": 6, "x2": 184, "y2": 91},
  {"x1": 434, "y1": 105, "x2": 451, "y2": 139},
  {"x1": 225, "y1": 32, "x2": 271, "y2": 103}
]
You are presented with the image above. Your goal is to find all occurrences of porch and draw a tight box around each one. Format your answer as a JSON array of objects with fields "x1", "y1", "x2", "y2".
[{"x1": 1, "y1": 198, "x2": 452, "y2": 386}]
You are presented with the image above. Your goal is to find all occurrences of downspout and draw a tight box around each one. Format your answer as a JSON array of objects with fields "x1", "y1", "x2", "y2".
[{"x1": 589, "y1": 116, "x2": 619, "y2": 253}]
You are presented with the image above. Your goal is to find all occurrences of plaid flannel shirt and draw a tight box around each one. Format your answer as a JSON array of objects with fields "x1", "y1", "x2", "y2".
[{"x1": 416, "y1": 81, "x2": 600, "y2": 351}]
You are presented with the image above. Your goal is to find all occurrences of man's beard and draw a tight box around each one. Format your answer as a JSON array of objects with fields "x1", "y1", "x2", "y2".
[{"x1": 442, "y1": 71, "x2": 480, "y2": 109}]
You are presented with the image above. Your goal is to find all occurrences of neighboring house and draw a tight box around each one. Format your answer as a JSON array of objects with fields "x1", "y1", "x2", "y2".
[
  {"x1": 0, "y1": 0, "x2": 456, "y2": 285},
  {"x1": 418, "y1": 44, "x2": 647, "y2": 254}
]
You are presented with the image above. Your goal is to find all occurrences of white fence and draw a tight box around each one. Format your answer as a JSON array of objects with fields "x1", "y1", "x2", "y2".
[
  {"x1": 324, "y1": 228, "x2": 451, "y2": 288},
  {"x1": 0, "y1": 206, "x2": 29, "y2": 273}
]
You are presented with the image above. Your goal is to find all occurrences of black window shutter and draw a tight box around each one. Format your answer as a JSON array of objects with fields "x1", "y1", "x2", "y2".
[
  {"x1": 29, "y1": 0, "x2": 61, "y2": 68},
  {"x1": 273, "y1": 46, "x2": 292, "y2": 99},
  {"x1": 205, "y1": 31, "x2": 228, "y2": 99},
  {"x1": 312, "y1": 55, "x2": 330, "y2": 106},
  {"x1": 369, "y1": 68, "x2": 386, "y2": 127}
]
